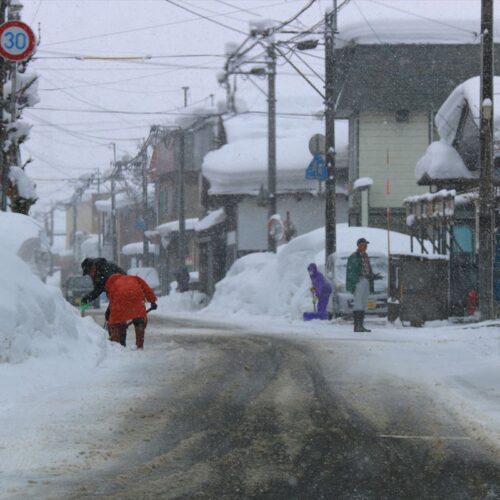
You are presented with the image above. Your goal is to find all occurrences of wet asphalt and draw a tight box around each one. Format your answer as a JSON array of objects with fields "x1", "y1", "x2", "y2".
[{"x1": 59, "y1": 326, "x2": 500, "y2": 500}]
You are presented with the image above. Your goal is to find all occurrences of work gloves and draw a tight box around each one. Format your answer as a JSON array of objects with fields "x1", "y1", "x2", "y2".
[{"x1": 150, "y1": 302, "x2": 158, "y2": 310}]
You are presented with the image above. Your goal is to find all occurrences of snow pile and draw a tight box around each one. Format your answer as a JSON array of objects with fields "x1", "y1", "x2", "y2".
[
  {"x1": 0, "y1": 212, "x2": 106, "y2": 364},
  {"x1": 0, "y1": 246, "x2": 106, "y2": 364},
  {"x1": 157, "y1": 288, "x2": 207, "y2": 313},
  {"x1": 203, "y1": 224, "x2": 427, "y2": 320}
]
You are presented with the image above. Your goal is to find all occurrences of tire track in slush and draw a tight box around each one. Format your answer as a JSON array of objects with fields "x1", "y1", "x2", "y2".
[{"x1": 68, "y1": 334, "x2": 500, "y2": 499}]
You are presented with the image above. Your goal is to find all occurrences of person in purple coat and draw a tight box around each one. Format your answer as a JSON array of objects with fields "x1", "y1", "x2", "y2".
[{"x1": 307, "y1": 263, "x2": 332, "y2": 315}]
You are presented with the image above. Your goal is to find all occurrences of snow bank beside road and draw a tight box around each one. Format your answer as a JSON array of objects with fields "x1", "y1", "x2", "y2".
[
  {"x1": 201, "y1": 224, "x2": 428, "y2": 321},
  {"x1": 0, "y1": 219, "x2": 106, "y2": 364}
]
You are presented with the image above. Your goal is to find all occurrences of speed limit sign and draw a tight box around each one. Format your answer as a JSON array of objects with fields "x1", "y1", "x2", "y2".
[{"x1": 0, "y1": 21, "x2": 36, "y2": 61}]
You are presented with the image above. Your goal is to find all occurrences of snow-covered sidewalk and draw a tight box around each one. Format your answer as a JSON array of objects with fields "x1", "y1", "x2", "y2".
[{"x1": 0, "y1": 329, "x2": 199, "y2": 499}]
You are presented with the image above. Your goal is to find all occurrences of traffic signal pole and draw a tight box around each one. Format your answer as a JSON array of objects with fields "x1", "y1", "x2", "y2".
[{"x1": 324, "y1": 1, "x2": 337, "y2": 261}]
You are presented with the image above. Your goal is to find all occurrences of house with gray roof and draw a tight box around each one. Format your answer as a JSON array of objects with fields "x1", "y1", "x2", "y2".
[{"x1": 332, "y1": 18, "x2": 500, "y2": 232}]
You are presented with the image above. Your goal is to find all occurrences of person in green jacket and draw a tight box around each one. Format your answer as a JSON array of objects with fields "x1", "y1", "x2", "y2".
[{"x1": 346, "y1": 238, "x2": 380, "y2": 332}]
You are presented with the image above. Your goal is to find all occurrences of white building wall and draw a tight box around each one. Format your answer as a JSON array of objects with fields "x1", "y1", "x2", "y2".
[
  {"x1": 237, "y1": 194, "x2": 348, "y2": 252},
  {"x1": 358, "y1": 111, "x2": 428, "y2": 208}
]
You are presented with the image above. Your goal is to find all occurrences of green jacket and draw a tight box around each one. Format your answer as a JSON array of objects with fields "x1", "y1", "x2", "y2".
[{"x1": 346, "y1": 252, "x2": 362, "y2": 293}]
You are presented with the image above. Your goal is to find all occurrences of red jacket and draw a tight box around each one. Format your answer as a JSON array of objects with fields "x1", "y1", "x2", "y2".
[{"x1": 105, "y1": 274, "x2": 157, "y2": 325}]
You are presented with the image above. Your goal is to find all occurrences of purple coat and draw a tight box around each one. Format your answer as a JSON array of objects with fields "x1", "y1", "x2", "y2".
[{"x1": 307, "y1": 263, "x2": 332, "y2": 298}]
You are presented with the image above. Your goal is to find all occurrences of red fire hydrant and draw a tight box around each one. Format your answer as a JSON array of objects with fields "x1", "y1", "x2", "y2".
[{"x1": 465, "y1": 289, "x2": 478, "y2": 316}]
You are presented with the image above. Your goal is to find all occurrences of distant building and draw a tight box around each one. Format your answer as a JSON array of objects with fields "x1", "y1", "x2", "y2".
[
  {"x1": 332, "y1": 18, "x2": 500, "y2": 232},
  {"x1": 201, "y1": 110, "x2": 350, "y2": 295}
]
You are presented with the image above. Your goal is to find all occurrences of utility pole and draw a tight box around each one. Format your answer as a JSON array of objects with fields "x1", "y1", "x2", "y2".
[
  {"x1": 177, "y1": 130, "x2": 186, "y2": 269},
  {"x1": 96, "y1": 169, "x2": 102, "y2": 258},
  {"x1": 110, "y1": 143, "x2": 118, "y2": 264},
  {"x1": 478, "y1": 0, "x2": 495, "y2": 320},
  {"x1": 0, "y1": 0, "x2": 8, "y2": 211},
  {"x1": 182, "y1": 86, "x2": 189, "y2": 108},
  {"x1": 324, "y1": 0, "x2": 337, "y2": 261},
  {"x1": 267, "y1": 43, "x2": 277, "y2": 253},
  {"x1": 141, "y1": 144, "x2": 150, "y2": 266}
]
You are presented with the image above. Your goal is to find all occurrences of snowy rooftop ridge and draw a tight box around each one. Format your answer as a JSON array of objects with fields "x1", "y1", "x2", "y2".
[
  {"x1": 195, "y1": 208, "x2": 226, "y2": 233},
  {"x1": 436, "y1": 76, "x2": 500, "y2": 144},
  {"x1": 157, "y1": 218, "x2": 198, "y2": 236},
  {"x1": 336, "y1": 18, "x2": 482, "y2": 48},
  {"x1": 202, "y1": 114, "x2": 348, "y2": 196},
  {"x1": 121, "y1": 241, "x2": 158, "y2": 256}
]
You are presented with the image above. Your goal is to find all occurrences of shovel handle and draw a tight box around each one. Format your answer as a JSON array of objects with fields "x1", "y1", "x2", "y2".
[{"x1": 125, "y1": 306, "x2": 154, "y2": 328}]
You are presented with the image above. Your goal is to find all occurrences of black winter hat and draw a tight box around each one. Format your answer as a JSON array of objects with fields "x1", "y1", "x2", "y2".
[
  {"x1": 356, "y1": 238, "x2": 369, "y2": 245},
  {"x1": 81, "y1": 258, "x2": 94, "y2": 275}
]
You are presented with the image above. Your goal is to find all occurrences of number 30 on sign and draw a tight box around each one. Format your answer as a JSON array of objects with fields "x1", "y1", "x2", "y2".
[{"x1": 0, "y1": 21, "x2": 35, "y2": 61}]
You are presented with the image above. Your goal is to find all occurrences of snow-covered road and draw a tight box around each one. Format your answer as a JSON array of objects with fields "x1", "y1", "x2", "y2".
[{"x1": 2, "y1": 313, "x2": 499, "y2": 498}]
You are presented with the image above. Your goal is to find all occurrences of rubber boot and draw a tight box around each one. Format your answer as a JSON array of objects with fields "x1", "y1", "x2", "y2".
[
  {"x1": 353, "y1": 311, "x2": 363, "y2": 332},
  {"x1": 135, "y1": 323, "x2": 145, "y2": 349},
  {"x1": 360, "y1": 311, "x2": 371, "y2": 332}
]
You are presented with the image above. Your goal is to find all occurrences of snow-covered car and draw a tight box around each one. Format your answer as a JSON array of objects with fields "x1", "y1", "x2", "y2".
[{"x1": 325, "y1": 251, "x2": 388, "y2": 317}]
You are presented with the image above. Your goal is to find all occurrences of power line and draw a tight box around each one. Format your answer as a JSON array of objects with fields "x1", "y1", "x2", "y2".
[
  {"x1": 163, "y1": 0, "x2": 249, "y2": 35},
  {"x1": 214, "y1": 0, "x2": 263, "y2": 18},
  {"x1": 353, "y1": 0, "x2": 383, "y2": 44},
  {"x1": 364, "y1": 0, "x2": 478, "y2": 36},
  {"x1": 35, "y1": 52, "x2": 227, "y2": 60},
  {"x1": 41, "y1": 0, "x2": 300, "y2": 48}
]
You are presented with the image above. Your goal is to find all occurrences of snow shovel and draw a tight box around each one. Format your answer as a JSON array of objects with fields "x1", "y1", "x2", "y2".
[{"x1": 79, "y1": 301, "x2": 92, "y2": 317}]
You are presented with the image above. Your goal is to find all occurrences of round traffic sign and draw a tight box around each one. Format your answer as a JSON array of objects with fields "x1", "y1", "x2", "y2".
[
  {"x1": 0, "y1": 21, "x2": 36, "y2": 61},
  {"x1": 308, "y1": 133, "x2": 325, "y2": 155}
]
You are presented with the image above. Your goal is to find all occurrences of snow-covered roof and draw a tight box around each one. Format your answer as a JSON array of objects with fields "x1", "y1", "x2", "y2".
[
  {"x1": 416, "y1": 76, "x2": 500, "y2": 182},
  {"x1": 157, "y1": 218, "x2": 198, "y2": 237},
  {"x1": 336, "y1": 18, "x2": 482, "y2": 48},
  {"x1": 435, "y1": 76, "x2": 500, "y2": 144},
  {"x1": 404, "y1": 189, "x2": 456, "y2": 204},
  {"x1": 415, "y1": 141, "x2": 472, "y2": 181},
  {"x1": 121, "y1": 241, "x2": 158, "y2": 255},
  {"x1": 95, "y1": 192, "x2": 135, "y2": 213},
  {"x1": 194, "y1": 208, "x2": 226, "y2": 232},
  {"x1": 202, "y1": 113, "x2": 348, "y2": 196}
]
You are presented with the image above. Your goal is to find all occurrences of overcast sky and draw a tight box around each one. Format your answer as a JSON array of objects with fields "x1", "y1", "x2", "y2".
[{"x1": 18, "y1": 0, "x2": 493, "y2": 217}]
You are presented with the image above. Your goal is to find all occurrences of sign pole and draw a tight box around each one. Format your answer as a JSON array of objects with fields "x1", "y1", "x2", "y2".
[{"x1": 0, "y1": 18, "x2": 36, "y2": 211}]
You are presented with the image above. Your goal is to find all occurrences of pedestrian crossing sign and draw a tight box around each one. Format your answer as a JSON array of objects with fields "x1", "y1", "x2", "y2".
[{"x1": 305, "y1": 153, "x2": 328, "y2": 181}]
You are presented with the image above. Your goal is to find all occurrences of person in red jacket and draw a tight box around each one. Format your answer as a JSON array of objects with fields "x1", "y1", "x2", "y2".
[{"x1": 104, "y1": 274, "x2": 157, "y2": 349}]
